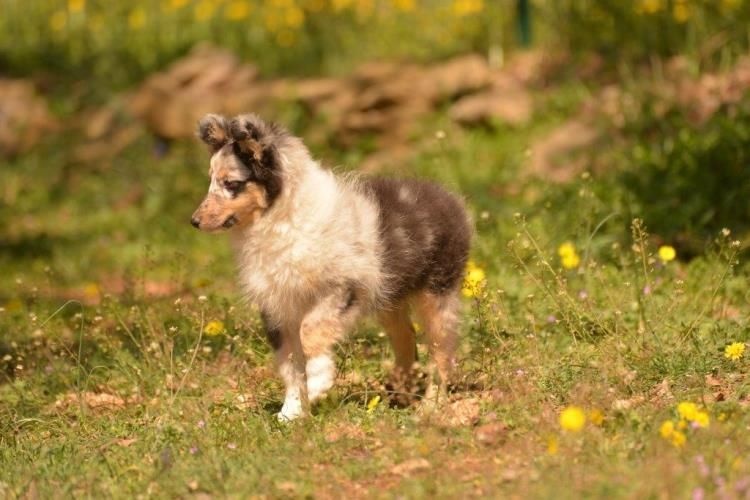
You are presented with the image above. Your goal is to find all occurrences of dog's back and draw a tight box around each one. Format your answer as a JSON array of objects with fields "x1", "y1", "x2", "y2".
[{"x1": 364, "y1": 177, "x2": 471, "y2": 303}]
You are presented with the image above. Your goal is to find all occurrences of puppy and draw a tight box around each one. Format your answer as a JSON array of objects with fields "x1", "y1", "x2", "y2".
[{"x1": 191, "y1": 113, "x2": 471, "y2": 420}]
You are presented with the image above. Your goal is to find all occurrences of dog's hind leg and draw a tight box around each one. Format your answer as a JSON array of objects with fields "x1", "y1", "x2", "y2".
[
  {"x1": 413, "y1": 289, "x2": 461, "y2": 399},
  {"x1": 299, "y1": 285, "x2": 362, "y2": 403},
  {"x1": 377, "y1": 301, "x2": 417, "y2": 387}
]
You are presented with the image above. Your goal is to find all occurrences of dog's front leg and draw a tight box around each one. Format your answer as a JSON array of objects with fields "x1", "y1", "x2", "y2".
[{"x1": 268, "y1": 320, "x2": 310, "y2": 421}]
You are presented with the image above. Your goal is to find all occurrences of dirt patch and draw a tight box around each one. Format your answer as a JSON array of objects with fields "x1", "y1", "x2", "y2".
[{"x1": 51, "y1": 391, "x2": 140, "y2": 414}]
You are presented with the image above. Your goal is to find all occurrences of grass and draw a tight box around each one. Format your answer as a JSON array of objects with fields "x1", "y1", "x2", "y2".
[{"x1": 2, "y1": 76, "x2": 750, "y2": 498}]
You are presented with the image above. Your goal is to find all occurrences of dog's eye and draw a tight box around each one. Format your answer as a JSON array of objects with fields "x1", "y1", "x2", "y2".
[{"x1": 224, "y1": 180, "x2": 245, "y2": 193}]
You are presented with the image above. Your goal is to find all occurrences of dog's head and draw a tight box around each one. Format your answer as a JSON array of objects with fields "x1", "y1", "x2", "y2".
[{"x1": 191, "y1": 114, "x2": 284, "y2": 232}]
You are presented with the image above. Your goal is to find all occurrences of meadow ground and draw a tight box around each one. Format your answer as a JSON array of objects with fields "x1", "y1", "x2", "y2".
[{"x1": 2, "y1": 74, "x2": 750, "y2": 499}]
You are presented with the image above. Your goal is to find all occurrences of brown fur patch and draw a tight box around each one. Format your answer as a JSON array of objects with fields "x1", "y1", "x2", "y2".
[
  {"x1": 197, "y1": 114, "x2": 230, "y2": 152},
  {"x1": 299, "y1": 286, "x2": 361, "y2": 358},
  {"x1": 192, "y1": 182, "x2": 268, "y2": 231},
  {"x1": 364, "y1": 177, "x2": 471, "y2": 301},
  {"x1": 377, "y1": 301, "x2": 417, "y2": 374},
  {"x1": 413, "y1": 290, "x2": 460, "y2": 386}
]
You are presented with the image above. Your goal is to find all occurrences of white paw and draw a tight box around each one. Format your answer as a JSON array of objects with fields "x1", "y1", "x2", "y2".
[
  {"x1": 277, "y1": 397, "x2": 305, "y2": 421},
  {"x1": 306, "y1": 355, "x2": 335, "y2": 402}
]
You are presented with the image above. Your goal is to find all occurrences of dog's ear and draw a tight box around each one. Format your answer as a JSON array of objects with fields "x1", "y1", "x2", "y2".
[
  {"x1": 229, "y1": 115, "x2": 269, "y2": 163},
  {"x1": 197, "y1": 114, "x2": 230, "y2": 152}
]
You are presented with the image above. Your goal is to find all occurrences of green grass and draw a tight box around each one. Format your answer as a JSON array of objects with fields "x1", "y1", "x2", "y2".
[{"x1": 2, "y1": 78, "x2": 750, "y2": 499}]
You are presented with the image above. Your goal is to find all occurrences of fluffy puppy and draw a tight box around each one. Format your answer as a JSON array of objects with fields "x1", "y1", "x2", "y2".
[{"x1": 191, "y1": 113, "x2": 471, "y2": 420}]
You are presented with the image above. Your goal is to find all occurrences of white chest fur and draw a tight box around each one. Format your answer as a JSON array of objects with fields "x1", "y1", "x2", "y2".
[{"x1": 230, "y1": 165, "x2": 384, "y2": 326}]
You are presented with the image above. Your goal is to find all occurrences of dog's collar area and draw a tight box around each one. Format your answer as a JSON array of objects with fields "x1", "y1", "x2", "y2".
[{"x1": 222, "y1": 215, "x2": 238, "y2": 228}]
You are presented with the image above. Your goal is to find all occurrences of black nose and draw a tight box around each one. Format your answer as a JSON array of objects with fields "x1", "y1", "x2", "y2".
[{"x1": 191, "y1": 217, "x2": 200, "y2": 228}]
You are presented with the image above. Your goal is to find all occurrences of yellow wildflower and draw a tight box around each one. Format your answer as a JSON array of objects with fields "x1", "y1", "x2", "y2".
[
  {"x1": 452, "y1": 0, "x2": 483, "y2": 17},
  {"x1": 225, "y1": 1, "x2": 251, "y2": 20},
  {"x1": 68, "y1": 0, "x2": 85, "y2": 12},
  {"x1": 558, "y1": 242, "x2": 575, "y2": 257},
  {"x1": 461, "y1": 261, "x2": 486, "y2": 298},
  {"x1": 724, "y1": 342, "x2": 745, "y2": 361},
  {"x1": 166, "y1": 0, "x2": 189, "y2": 10},
  {"x1": 392, "y1": 0, "x2": 416, "y2": 11},
  {"x1": 355, "y1": 0, "x2": 374, "y2": 18},
  {"x1": 658, "y1": 245, "x2": 676, "y2": 263},
  {"x1": 561, "y1": 252, "x2": 580, "y2": 269},
  {"x1": 659, "y1": 420, "x2": 675, "y2": 439},
  {"x1": 659, "y1": 420, "x2": 687, "y2": 447},
  {"x1": 673, "y1": 0, "x2": 690, "y2": 23},
  {"x1": 559, "y1": 406, "x2": 586, "y2": 432},
  {"x1": 204, "y1": 320, "x2": 225, "y2": 337},
  {"x1": 547, "y1": 435, "x2": 558, "y2": 455},
  {"x1": 670, "y1": 430, "x2": 686, "y2": 448},
  {"x1": 558, "y1": 242, "x2": 581, "y2": 269},
  {"x1": 635, "y1": 0, "x2": 663, "y2": 15},
  {"x1": 693, "y1": 411, "x2": 710, "y2": 428},
  {"x1": 331, "y1": 0, "x2": 353, "y2": 11},
  {"x1": 366, "y1": 395, "x2": 380, "y2": 413},
  {"x1": 83, "y1": 282, "x2": 100, "y2": 299},
  {"x1": 128, "y1": 8, "x2": 147, "y2": 29},
  {"x1": 50, "y1": 11, "x2": 67, "y2": 31},
  {"x1": 194, "y1": 0, "x2": 216, "y2": 21},
  {"x1": 589, "y1": 408, "x2": 605, "y2": 426},
  {"x1": 284, "y1": 6, "x2": 305, "y2": 27},
  {"x1": 677, "y1": 402, "x2": 698, "y2": 421}
]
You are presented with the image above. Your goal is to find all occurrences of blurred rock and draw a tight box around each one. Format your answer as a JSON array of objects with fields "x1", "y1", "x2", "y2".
[
  {"x1": 450, "y1": 87, "x2": 533, "y2": 127},
  {"x1": 0, "y1": 79, "x2": 58, "y2": 156},
  {"x1": 129, "y1": 44, "x2": 262, "y2": 140},
  {"x1": 128, "y1": 47, "x2": 498, "y2": 150},
  {"x1": 529, "y1": 119, "x2": 597, "y2": 183},
  {"x1": 431, "y1": 397, "x2": 482, "y2": 428},
  {"x1": 390, "y1": 458, "x2": 431, "y2": 476},
  {"x1": 474, "y1": 421, "x2": 509, "y2": 446}
]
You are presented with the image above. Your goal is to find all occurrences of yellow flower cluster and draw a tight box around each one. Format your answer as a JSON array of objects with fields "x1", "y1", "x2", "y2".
[
  {"x1": 461, "y1": 260, "x2": 486, "y2": 298},
  {"x1": 635, "y1": 0, "x2": 693, "y2": 22},
  {"x1": 659, "y1": 401, "x2": 710, "y2": 447},
  {"x1": 558, "y1": 242, "x2": 580, "y2": 270},
  {"x1": 659, "y1": 420, "x2": 686, "y2": 447},
  {"x1": 724, "y1": 342, "x2": 745, "y2": 361}
]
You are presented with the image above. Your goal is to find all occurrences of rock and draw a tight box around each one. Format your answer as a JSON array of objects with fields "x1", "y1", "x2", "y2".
[
  {"x1": 474, "y1": 422, "x2": 509, "y2": 446},
  {"x1": 450, "y1": 87, "x2": 533, "y2": 127},
  {"x1": 424, "y1": 53, "x2": 492, "y2": 102},
  {"x1": 0, "y1": 79, "x2": 58, "y2": 156},
  {"x1": 528, "y1": 119, "x2": 598, "y2": 183},
  {"x1": 431, "y1": 397, "x2": 482, "y2": 428},
  {"x1": 129, "y1": 44, "x2": 260, "y2": 139},
  {"x1": 390, "y1": 458, "x2": 431, "y2": 476}
]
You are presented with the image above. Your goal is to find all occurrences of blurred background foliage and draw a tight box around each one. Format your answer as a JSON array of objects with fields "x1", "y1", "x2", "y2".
[
  {"x1": 3, "y1": 0, "x2": 749, "y2": 88},
  {"x1": 3, "y1": 0, "x2": 750, "y2": 285}
]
